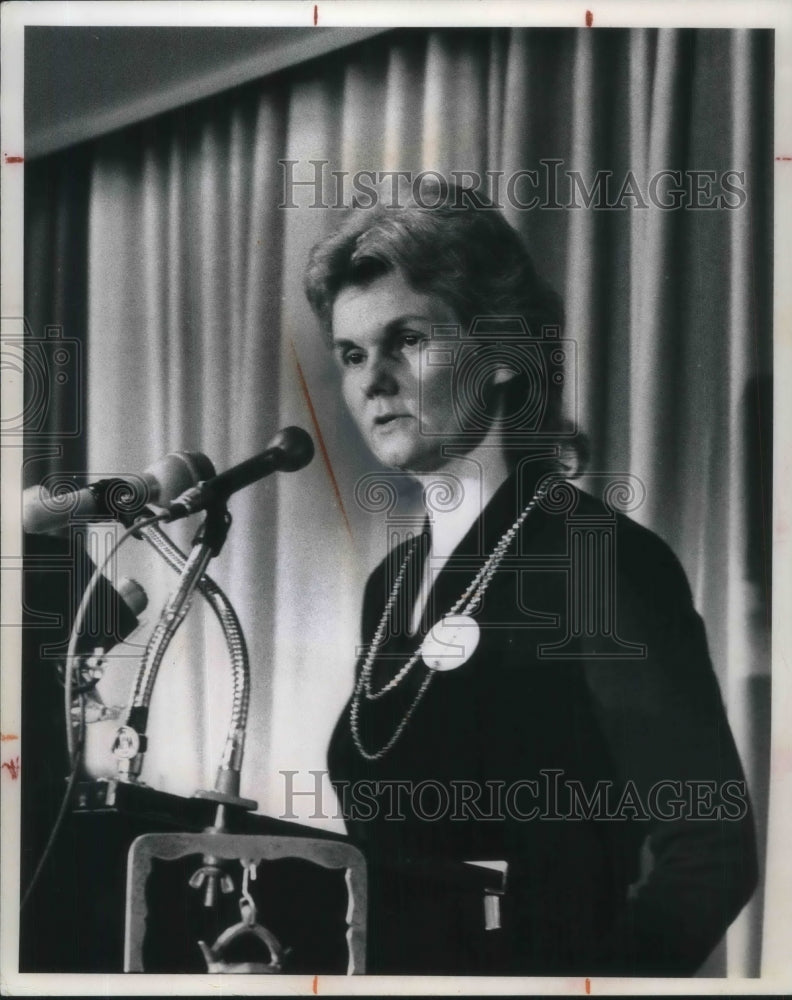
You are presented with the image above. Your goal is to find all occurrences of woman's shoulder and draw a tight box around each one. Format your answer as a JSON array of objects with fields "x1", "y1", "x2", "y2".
[
  {"x1": 560, "y1": 484, "x2": 705, "y2": 665},
  {"x1": 567, "y1": 484, "x2": 694, "y2": 601}
]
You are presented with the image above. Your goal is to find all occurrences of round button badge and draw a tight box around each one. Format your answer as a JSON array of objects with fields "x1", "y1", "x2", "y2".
[{"x1": 420, "y1": 614, "x2": 480, "y2": 671}]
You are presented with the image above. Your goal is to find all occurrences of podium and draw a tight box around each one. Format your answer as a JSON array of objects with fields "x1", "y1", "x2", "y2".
[{"x1": 20, "y1": 781, "x2": 362, "y2": 974}]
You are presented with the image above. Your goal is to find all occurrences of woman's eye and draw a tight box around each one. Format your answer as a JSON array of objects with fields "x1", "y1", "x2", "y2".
[
  {"x1": 399, "y1": 333, "x2": 422, "y2": 348},
  {"x1": 343, "y1": 350, "x2": 366, "y2": 367}
]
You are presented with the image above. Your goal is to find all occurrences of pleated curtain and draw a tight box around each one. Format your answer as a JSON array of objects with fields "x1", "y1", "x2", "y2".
[{"x1": 25, "y1": 27, "x2": 772, "y2": 977}]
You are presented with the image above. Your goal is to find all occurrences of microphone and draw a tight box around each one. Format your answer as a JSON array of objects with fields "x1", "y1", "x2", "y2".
[
  {"x1": 166, "y1": 427, "x2": 315, "y2": 521},
  {"x1": 23, "y1": 451, "x2": 216, "y2": 534},
  {"x1": 115, "y1": 576, "x2": 149, "y2": 627},
  {"x1": 76, "y1": 575, "x2": 149, "y2": 656},
  {"x1": 71, "y1": 575, "x2": 149, "y2": 736}
]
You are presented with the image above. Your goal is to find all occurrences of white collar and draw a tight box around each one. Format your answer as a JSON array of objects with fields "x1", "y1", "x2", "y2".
[
  {"x1": 412, "y1": 433, "x2": 510, "y2": 549},
  {"x1": 409, "y1": 441, "x2": 510, "y2": 633}
]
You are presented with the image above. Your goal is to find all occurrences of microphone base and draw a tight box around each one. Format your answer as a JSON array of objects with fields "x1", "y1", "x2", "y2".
[
  {"x1": 75, "y1": 777, "x2": 258, "y2": 815},
  {"x1": 71, "y1": 779, "x2": 319, "y2": 838},
  {"x1": 193, "y1": 788, "x2": 258, "y2": 811}
]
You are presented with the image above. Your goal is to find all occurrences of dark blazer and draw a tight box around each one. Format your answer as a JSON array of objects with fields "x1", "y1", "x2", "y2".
[{"x1": 328, "y1": 466, "x2": 758, "y2": 976}]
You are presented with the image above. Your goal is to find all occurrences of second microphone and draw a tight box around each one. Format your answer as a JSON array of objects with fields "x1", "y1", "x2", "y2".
[{"x1": 165, "y1": 426, "x2": 315, "y2": 521}]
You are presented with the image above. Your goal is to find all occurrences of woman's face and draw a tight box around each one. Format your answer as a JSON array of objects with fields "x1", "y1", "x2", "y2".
[{"x1": 331, "y1": 269, "x2": 467, "y2": 472}]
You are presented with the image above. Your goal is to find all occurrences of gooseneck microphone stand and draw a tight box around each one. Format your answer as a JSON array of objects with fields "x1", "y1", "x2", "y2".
[
  {"x1": 113, "y1": 501, "x2": 257, "y2": 907},
  {"x1": 134, "y1": 518, "x2": 253, "y2": 807},
  {"x1": 117, "y1": 504, "x2": 255, "y2": 805}
]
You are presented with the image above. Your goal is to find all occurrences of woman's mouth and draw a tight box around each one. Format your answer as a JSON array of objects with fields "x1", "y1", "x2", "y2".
[{"x1": 373, "y1": 413, "x2": 412, "y2": 427}]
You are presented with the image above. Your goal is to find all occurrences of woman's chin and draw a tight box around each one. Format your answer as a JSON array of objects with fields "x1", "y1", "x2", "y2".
[{"x1": 369, "y1": 439, "x2": 430, "y2": 472}]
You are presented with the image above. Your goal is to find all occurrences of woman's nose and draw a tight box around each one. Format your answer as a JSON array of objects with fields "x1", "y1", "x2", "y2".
[{"x1": 364, "y1": 352, "x2": 398, "y2": 398}]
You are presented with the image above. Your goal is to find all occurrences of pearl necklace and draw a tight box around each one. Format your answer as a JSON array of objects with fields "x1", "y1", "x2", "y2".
[{"x1": 350, "y1": 482, "x2": 548, "y2": 761}]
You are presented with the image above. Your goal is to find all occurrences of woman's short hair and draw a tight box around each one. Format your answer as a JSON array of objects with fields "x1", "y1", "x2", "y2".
[{"x1": 305, "y1": 177, "x2": 578, "y2": 461}]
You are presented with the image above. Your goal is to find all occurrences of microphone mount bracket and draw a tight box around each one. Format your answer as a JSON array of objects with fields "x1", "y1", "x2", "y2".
[{"x1": 192, "y1": 502, "x2": 232, "y2": 558}]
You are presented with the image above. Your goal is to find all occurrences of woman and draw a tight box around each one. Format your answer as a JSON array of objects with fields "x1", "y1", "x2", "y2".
[{"x1": 304, "y1": 180, "x2": 757, "y2": 976}]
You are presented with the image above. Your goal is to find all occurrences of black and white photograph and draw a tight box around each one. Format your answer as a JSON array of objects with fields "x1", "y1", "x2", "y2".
[{"x1": 1, "y1": 1, "x2": 790, "y2": 993}]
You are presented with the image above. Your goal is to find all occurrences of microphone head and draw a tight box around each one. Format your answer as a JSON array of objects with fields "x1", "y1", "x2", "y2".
[
  {"x1": 22, "y1": 482, "x2": 95, "y2": 534},
  {"x1": 142, "y1": 451, "x2": 216, "y2": 505},
  {"x1": 268, "y1": 426, "x2": 315, "y2": 472},
  {"x1": 23, "y1": 452, "x2": 217, "y2": 533},
  {"x1": 116, "y1": 576, "x2": 148, "y2": 618}
]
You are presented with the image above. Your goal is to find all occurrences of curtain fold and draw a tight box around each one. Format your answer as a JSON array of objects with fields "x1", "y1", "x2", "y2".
[
  {"x1": 26, "y1": 26, "x2": 772, "y2": 976},
  {"x1": 24, "y1": 150, "x2": 92, "y2": 485}
]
